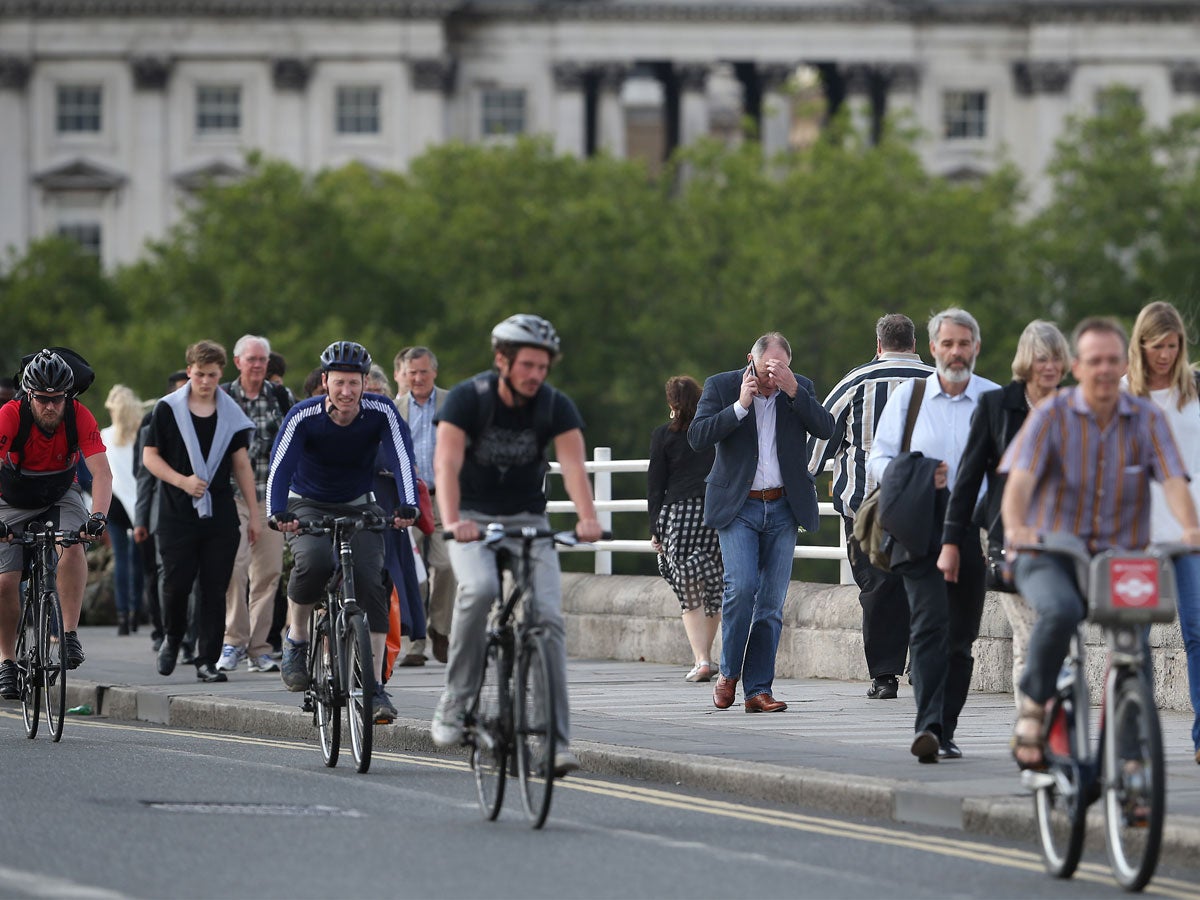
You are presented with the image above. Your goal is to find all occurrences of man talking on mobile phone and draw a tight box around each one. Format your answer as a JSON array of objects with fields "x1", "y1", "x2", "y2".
[{"x1": 689, "y1": 333, "x2": 835, "y2": 713}]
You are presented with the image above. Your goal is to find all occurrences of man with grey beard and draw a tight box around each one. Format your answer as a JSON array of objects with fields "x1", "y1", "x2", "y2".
[{"x1": 867, "y1": 308, "x2": 999, "y2": 764}]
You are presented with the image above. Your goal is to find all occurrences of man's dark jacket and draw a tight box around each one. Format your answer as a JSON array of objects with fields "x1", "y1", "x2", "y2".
[{"x1": 879, "y1": 451, "x2": 948, "y2": 573}]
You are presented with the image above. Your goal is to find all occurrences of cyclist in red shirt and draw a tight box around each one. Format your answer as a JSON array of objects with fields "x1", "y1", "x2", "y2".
[{"x1": 0, "y1": 350, "x2": 112, "y2": 698}]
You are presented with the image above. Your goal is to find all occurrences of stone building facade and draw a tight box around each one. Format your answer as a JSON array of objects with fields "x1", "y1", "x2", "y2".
[{"x1": 3, "y1": 0, "x2": 1200, "y2": 267}]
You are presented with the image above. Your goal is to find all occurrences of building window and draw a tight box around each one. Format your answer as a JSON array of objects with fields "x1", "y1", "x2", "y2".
[
  {"x1": 56, "y1": 85, "x2": 102, "y2": 133},
  {"x1": 57, "y1": 223, "x2": 102, "y2": 259},
  {"x1": 482, "y1": 88, "x2": 526, "y2": 137},
  {"x1": 336, "y1": 86, "x2": 381, "y2": 135},
  {"x1": 196, "y1": 85, "x2": 241, "y2": 134},
  {"x1": 942, "y1": 91, "x2": 987, "y2": 140}
]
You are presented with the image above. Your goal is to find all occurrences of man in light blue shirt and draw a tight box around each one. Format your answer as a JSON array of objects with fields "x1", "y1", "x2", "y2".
[
  {"x1": 867, "y1": 308, "x2": 1000, "y2": 764},
  {"x1": 395, "y1": 347, "x2": 457, "y2": 665}
]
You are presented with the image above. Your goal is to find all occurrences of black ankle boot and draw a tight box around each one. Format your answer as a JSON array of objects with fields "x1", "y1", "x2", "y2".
[
  {"x1": 157, "y1": 638, "x2": 181, "y2": 676},
  {"x1": 117, "y1": 614, "x2": 130, "y2": 636}
]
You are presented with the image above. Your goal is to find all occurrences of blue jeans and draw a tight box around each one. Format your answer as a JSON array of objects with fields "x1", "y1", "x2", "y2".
[
  {"x1": 1173, "y1": 553, "x2": 1200, "y2": 753},
  {"x1": 1014, "y1": 553, "x2": 1086, "y2": 704},
  {"x1": 716, "y1": 496, "x2": 797, "y2": 700},
  {"x1": 109, "y1": 524, "x2": 143, "y2": 619}
]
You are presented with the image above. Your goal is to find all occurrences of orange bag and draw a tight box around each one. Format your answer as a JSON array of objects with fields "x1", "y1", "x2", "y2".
[
  {"x1": 416, "y1": 478, "x2": 435, "y2": 535},
  {"x1": 383, "y1": 584, "x2": 402, "y2": 682}
]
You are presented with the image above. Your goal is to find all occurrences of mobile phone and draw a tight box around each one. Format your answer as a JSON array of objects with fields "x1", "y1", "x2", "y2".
[{"x1": 748, "y1": 359, "x2": 758, "y2": 378}]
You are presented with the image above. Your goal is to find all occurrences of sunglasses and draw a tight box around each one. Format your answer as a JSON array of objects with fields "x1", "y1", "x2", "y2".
[{"x1": 30, "y1": 393, "x2": 67, "y2": 406}]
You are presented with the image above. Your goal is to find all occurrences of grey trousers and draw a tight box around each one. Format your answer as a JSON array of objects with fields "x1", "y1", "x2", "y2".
[{"x1": 443, "y1": 509, "x2": 571, "y2": 744}]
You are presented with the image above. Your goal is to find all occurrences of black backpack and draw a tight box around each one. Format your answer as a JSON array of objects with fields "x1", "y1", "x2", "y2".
[
  {"x1": 470, "y1": 370, "x2": 557, "y2": 453},
  {"x1": 0, "y1": 347, "x2": 96, "y2": 508}
]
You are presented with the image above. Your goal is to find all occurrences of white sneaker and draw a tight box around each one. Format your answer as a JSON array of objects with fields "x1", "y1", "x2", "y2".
[
  {"x1": 553, "y1": 747, "x2": 581, "y2": 777},
  {"x1": 215, "y1": 644, "x2": 244, "y2": 672},
  {"x1": 431, "y1": 697, "x2": 465, "y2": 747},
  {"x1": 247, "y1": 654, "x2": 279, "y2": 673}
]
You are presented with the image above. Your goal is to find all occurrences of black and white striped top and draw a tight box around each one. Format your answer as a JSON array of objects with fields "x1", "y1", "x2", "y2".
[{"x1": 806, "y1": 352, "x2": 934, "y2": 520}]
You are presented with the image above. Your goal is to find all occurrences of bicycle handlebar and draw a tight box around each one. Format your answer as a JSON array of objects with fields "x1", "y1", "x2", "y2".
[
  {"x1": 1011, "y1": 532, "x2": 1198, "y2": 563},
  {"x1": 442, "y1": 525, "x2": 614, "y2": 546},
  {"x1": 0, "y1": 520, "x2": 87, "y2": 547},
  {"x1": 271, "y1": 505, "x2": 419, "y2": 535}
]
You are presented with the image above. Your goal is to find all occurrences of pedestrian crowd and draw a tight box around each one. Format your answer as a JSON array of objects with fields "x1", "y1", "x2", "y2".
[{"x1": 2, "y1": 303, "x2": 1199, "y2": 777}]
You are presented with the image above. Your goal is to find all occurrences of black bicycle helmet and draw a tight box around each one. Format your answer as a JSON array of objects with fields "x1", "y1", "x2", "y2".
[
  {"x1": 320, "y1": 341, "x2": 372, "y2": 374},
  {"x1": 490, "y1": 314, "x2": 561, "y2": 357},
  {"x1": 21, "y1": 349, "x2": 74, "y2": 395}
]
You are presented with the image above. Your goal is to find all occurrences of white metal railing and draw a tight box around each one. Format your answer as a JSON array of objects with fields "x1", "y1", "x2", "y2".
[{"x1": 547, "y1": 447, "x2": 851, "y2": 582}]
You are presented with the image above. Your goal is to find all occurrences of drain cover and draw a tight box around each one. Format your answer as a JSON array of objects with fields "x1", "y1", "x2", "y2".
[{"x1": 142, "y1": 801, "x2": 364, "y2": 817}]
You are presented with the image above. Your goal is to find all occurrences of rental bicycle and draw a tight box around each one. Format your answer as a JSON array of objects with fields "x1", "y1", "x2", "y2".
[
  {"x1": 287, "y1": 509, "x2": 410, "y2": 774},
  {"x1": 1015, "y1": 532, "x2": 1191, "y2": 892},
  {"x1": 449, "y1": 524, "x2": 608, "y2": 829},
  {"x1": 8, "y1": 520, "x2": 86, "y2": 742}
]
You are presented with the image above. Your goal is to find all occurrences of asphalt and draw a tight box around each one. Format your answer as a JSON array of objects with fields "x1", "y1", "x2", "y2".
[{"x1": 34, "y1": 626, "x2": 1200, "y2": 867}]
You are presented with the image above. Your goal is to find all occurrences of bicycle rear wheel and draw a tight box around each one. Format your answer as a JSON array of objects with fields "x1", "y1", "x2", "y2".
[
  {"x1": 344, "y1": 612, "x2": 375, "y2": 774},
  {"x1": 310, "y1": 610, "x2": 340, "y2": 768},
  {"x1": 16, "y1": 597, "x2": 39, "y2": 739},
  {"x1": 1033, "y1": 693, "x2": 1088, "y2": 879},
  {"x1": 41, "y1": 593, "x2": 67, "y2": 742},
  {"x1": 469, "y1": 639, "x2": 507, "y2": 821},
  {"x1": 1103, "y1": 670, "x2": 1164, "y2": 892},
  {"x1": 515, "y1": 630, "x2": 557, "y2": 829}
]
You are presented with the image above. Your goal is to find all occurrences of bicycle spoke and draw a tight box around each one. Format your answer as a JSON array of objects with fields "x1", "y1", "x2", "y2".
[
  {"x1": 345, "y1": 614, "x2": 374, "y2": 774},
  {"x1": 17, "y1": 598, "x2": 39, "y2": 739},
  {"x1": 42, "y1": 595, "x2": 67, "y2": 742},
  {"x1": 1104, "y1": 673, "x2": 1164, "y2": 891},
  {"x1": 311, "y1": 612, "x2": 340, "y2": 768},
  {"x1": 1033, "y1": 694, "x2": 1087, "y2": 878},
  {"x1": 469, "y1": 640, "x2": 507, "y2": 821},
  {"x1": 515, "y1": 631, "x2": 556, "y2": 829}
]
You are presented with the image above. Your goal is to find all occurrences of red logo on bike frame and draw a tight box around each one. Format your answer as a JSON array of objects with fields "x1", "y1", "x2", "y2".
[{"x1": 1109, "y1": 559, "x2": 1159, "y2": 609}]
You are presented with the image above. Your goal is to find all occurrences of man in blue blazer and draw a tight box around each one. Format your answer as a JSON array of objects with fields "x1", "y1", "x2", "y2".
[{"x1": 689, "y1": 332, "x2": 835, "y2": 712}]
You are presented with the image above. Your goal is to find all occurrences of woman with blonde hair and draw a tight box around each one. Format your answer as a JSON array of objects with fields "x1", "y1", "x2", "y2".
[
  {"x1": 1127, "y1": 300, "x2": 1200, "y2": 766},
  {"x1": 102, "y1": 384, "x2": 145, "y2": 635},
  {"x1": 648, "y1": 375, "x2": 723, "y2": 682}
]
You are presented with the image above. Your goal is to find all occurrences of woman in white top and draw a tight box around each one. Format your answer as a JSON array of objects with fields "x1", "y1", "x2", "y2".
[
  {"x1": 1127, "y1": 300, "x2": 1200, "y2": 766},
  {"x1": 101, "y1": 385, "x2": 144, "y2": 635}
]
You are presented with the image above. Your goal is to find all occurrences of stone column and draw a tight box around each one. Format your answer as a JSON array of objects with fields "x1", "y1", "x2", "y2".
[
  {"x1": 677, "y1": 63, "x2": 710, "y2": 147},
  {"x1": 759, "y1": 63, "x2": 794, "y2": 156},
  {"x1": 595, "y1": 63, "x2": 628, "y2": 158},
  {"x1": 271, "y1": 58, "x2": 311, "y2": 168},
  {"x1": 1012, "y1": 60, "x2": 1073, "y2": 207},
  {"x1": 409, "y1": 58, "x2": 453, "y2": 159},
  {"x1": 875, "y1": 63, "x2": 920, "y2": 135},
  {"x1": 841, "y1": 63, "x2": 873, "y2": 139},
  {"x1": 130, "y1": 57, "x2": 171, "y2": 259},
  {"x1": 0, "y1": 56, "x2": 30, "y2": 261},
  {"x1": 552, "y1": 62, "x2": 586, "y2": 157}
]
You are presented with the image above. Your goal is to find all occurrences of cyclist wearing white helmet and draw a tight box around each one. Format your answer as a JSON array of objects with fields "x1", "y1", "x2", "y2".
[
  {"x1": 266, "y1": 340, "x2": 419, "y2": 723},
  {"x1": 0, "y1": 349, "x2": 113, "y2": 698},
  {"x1": 430, "y1": 314, "x2": 602, "y2": 776}
]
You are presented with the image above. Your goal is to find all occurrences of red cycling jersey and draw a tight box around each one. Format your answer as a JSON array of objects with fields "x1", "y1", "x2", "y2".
[{"x1": 0, "y1": 399, "x2": 106, "y2": 474}]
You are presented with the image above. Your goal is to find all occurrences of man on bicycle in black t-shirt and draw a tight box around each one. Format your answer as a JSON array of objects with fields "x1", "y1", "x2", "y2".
[{"x1": 429, "y1": 314, "x2": 602, "y2": 776}]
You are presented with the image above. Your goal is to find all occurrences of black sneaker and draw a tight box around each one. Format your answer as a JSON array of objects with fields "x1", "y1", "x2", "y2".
[
  {"x1": 0, "y1": 659, "x2": 18, "y2": 699},
  {"x1": 63, "y1": 631, "x2": 85, "y2": 669},
  {"x1": 866, "y1": 675, "x2": 898, "y2": 700}
]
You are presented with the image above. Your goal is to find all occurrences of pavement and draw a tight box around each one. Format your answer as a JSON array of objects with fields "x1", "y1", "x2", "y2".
[{"x1": 37, "y1": 626, "x2": 1200, "y2": 867}]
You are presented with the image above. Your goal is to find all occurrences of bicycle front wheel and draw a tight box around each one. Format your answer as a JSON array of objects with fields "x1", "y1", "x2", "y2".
[
  {"x1": 515, "y1": 630, "x2": 557, "y2": 829},
  {"x1": 16, "y1": 597, "x2": 39, "y2": 739},
  {"x1": 41, "y1": 593, "x2": 67, "y2": 742},
  {"x1": 344, "y1": 612, "x2": 374, "y2": 774},
  {"x1": 469, "y1": 639, "x2": 507, "y2": 821},
  {"x1": 1103, "y1": 670, "x2": 1165, "y2": 892},
  {"x1": 1034, "y1": 694, "x2": 1088, "y2": 878},
  {"x1": 310, "y1": 610, "x2": 340, "y2": 768}
]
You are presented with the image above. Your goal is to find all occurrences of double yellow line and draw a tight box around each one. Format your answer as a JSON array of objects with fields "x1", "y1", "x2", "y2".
[{"x1": 18, "y1": 713, "x2": 1200, "y2": 899}]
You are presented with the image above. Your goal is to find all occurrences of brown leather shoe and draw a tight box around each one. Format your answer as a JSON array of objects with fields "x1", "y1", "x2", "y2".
[
  {"x1": 713, "y1": 674, "x2": 738, "y2": 709},
  {"x1": 397, "y1": 653, "x2": 426, "y2": 667},
  {"x1": 429, "y1": 628, "x2": 449, "y2": 664},
  {"x1": 744, "y1": 693, "x2": 788, "y2": 713}
]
